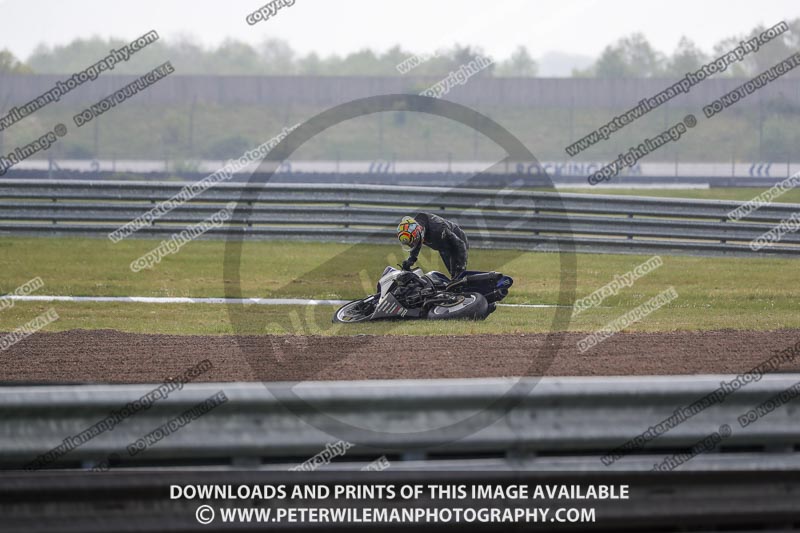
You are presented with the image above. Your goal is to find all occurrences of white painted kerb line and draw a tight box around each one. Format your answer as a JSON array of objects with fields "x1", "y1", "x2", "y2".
[{"x1": 5, "y1": 295, "x2": 565, "y2": 309}]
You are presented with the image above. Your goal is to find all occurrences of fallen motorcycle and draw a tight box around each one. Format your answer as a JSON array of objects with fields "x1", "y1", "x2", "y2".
[{"x1": 332, "y1": 266, "x2": 513, "y2": 323}]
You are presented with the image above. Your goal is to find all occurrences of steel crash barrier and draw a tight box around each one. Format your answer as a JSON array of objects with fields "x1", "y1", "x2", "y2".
[
  {"x1": 1, "y1": 376, "x2": 800, "y2": 531},
  {"x1": 1, "y1": 179, "x2": 800, "y2": 257}
]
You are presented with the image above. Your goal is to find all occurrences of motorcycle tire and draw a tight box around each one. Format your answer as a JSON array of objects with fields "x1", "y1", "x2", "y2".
[
  {"x1": 427, "y1": 292, "x2": 489, "y2": 320},
  {"x1": 332, "y1": 296, "x2": 377, "y2": 324}
]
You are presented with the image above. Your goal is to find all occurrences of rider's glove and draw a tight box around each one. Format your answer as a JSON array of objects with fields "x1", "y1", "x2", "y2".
[{"x1": 401, "y1": 259, "x2": 414, "y2": 271}]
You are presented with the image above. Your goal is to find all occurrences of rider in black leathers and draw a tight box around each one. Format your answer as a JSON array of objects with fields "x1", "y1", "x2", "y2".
[{"x1": 397, "y1": 212, "x2": 469, "y2": 278}]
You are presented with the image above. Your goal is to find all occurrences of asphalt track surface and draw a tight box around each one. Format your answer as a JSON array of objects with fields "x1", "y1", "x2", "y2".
[{"x1": 2, "y1": 329, "x2": 800, "y2": 383}]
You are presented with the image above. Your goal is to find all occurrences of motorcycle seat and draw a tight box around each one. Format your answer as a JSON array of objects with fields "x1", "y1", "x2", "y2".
[{"x1": 458, "y1": 271, "x2": 499, "y2": 283}]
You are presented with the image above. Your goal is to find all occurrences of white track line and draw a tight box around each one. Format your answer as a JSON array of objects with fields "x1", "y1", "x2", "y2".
[
  {"x1": 5, "y1": 295, "x2": 565, "y2": 309},
  {"x1": 498, "y1": 303, "x2": 572, "y2": 308},
  {"x1": 6, "y1": 295, "x2": 347, "y2": 306}
]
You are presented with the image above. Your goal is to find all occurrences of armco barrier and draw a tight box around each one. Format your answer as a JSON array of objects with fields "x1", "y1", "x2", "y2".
[
  {"x1": 1, "y1": 179, "x2": 800, "y2": 257},
  {"x1": 2, "y1": 375, "x2": 800, "y2": 531},
  {"x1": 2, "y1": 375, "x2": 800, "y2": 469}
]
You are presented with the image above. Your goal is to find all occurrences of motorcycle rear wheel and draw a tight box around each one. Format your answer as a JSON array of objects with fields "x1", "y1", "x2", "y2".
[{"x1": 427, "y1": 292, "x2": 489, "y2": 320}]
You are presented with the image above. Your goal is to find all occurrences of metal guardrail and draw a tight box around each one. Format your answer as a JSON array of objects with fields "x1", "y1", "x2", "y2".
[
  {"x1": 2, "y1": 376, "x2": 800, "y2": 531},
  {"x1": 2, "y1": 375, "x2": 799, "y2": 470},
  {"x1": 4, "y1": 469, "x2": 800, "y2": 532},
  {"x1": 1, "y1": 179, "x2": 799, "y2": 257}
]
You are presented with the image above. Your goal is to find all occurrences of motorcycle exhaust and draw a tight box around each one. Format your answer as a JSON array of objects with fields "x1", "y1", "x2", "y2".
[{"x1": 485, "y1": 288, "x2": 509, "y2": 302}]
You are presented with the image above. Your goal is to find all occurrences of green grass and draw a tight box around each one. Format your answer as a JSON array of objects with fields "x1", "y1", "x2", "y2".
[{"x1": 0, "y1": 236, "x2": 798, "y2": 335}]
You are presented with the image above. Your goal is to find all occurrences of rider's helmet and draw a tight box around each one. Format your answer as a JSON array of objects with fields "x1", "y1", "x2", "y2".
[{"x1": 396, "y1": 216, "x2": 424, "y2": 251}]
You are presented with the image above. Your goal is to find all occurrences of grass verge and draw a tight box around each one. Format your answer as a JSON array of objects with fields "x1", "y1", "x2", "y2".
[{"x1": 0, "y1": 236, "x2": 797, "y2": 335}]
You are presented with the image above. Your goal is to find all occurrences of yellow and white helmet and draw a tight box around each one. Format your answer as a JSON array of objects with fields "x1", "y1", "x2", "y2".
[{"x1": 396, "y1": 216, "x2": 424, "y2": 251}]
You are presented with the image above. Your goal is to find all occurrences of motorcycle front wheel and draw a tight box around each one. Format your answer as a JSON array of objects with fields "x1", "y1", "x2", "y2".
[{"x1": 332, "y1": 295, "x2": 377, "y2": 324}]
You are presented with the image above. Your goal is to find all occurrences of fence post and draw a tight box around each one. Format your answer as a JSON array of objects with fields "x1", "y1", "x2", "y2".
[
  {"x1": 93, "y1": 119, "x2": 100, "y2": 159},
  {"x1": 188, "y1": 97, "x2": 196, "y2": 158}
]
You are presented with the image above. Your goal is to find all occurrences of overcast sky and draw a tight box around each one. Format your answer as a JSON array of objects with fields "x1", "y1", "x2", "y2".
[{"x1": 1, "y1": 0, "x2": 797, "y2": 61}]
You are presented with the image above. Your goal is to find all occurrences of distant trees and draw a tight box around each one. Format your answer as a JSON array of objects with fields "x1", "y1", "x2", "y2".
[
  {"x1": 663, "y1": 37, "x2": 708, "y2": 77},
  {"x1": 494, "y1": 46, "x2": 537, "y2": 77},
  {"x1": 596, "y1": 33, "x2": 664, "y2": 78},
  {"x1": 14, "y1": 17, "x2": 800, "y2": 78},
  {"x1": 576, "y1": 33, "x2": 684, "y2": 78},
  {"x1": 713, "y1": 20, "x2": 800, "y2": 77},
  {"x1": 0, "y1": 49, "x2": 31, "y2": 73},
  {"x1": 577, "y1": 19, "x2": 800, "y2": 79}
]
